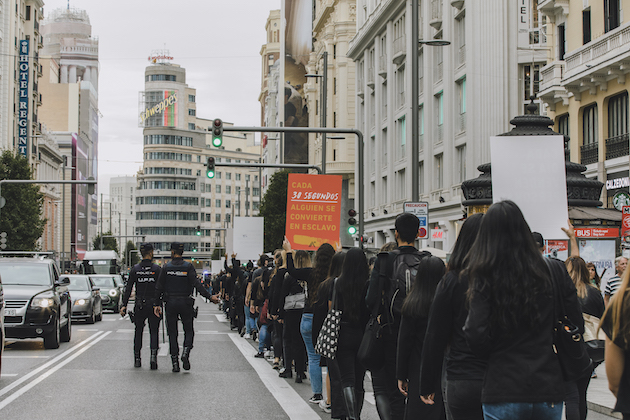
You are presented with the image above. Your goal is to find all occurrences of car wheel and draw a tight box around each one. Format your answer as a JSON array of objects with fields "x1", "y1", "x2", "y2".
[
  {"x1": 60, "y1": 312, "x2": 71, "y2": 343},
  {"x1": 87, "y1": 307, "x2": 95, "y2": 324},
  {"x1": 96, "y1": 306, "x2": 102, "y2": 322},
  {"x1": 44, "y1": 316, "x2": 60, "y2": 349}
]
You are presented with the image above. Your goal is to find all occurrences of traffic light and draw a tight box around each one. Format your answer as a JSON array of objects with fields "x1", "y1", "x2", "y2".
[
  {"x1": 87, "y1": 177, "x2": 95, "y2": 195},
  {"x1": 206, "y1": 157, "x2": 215, "y2": 179},
  {"x1": 196, "y1": 225, "x2": 201, "y2": 236},
  {"x1": 347, "y1": 209, "x2": 357, "y2": 235},
  {"x1": 212, "y1": 118, "x2": 223, "y2": 147}
]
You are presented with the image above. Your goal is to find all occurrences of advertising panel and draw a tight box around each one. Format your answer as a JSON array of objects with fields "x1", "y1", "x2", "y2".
[
  {"x1": 579, "y1": 239, "x2": 616, "y2": 293},
  {"x1": 72, "y1": 134, "x2": 89, "y2": 260},
  {"x1": 17, "y1": 40, "x2": 30, "y2": 157},
  {"x1": 90, "y1": 107, "x2": 99, "y2": 226},
  {"x1": 545, "y1": 240, "x2": 568, "y2": 260},
  {"x1": 285, "y1": 174, "x2": 342, "y2": 250},
  {"x1": 282, "y1": 0, "x2": 311, "y2": 165},
  {"x1": 623, "y1": 206, "x2": 630, "y2": 240},
  {"x1": 139, "y1": 90, "x2": 178, "y2": 127}
]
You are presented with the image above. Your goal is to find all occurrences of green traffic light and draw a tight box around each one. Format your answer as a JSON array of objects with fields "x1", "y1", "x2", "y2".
[
  {"x1": 206, "y1": 170, "x2": 215, "y2": 179},
  {"x1": 348, "y1": 226, "x2": 358, "y2": 235},
  {"x1": 212, "y1": 137, "x2": 222, "y2": 147}
]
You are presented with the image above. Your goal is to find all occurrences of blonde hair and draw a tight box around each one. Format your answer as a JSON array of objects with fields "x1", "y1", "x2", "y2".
[
  {"x1": 565, "y1": 256, "x2": 591, "y2": 299},
  {"x1": 294, "y1": 250, "x2": 312, "y2": 269},
  {"x1": 600, "y1": 266, "x2": 630, "y2": 346}
]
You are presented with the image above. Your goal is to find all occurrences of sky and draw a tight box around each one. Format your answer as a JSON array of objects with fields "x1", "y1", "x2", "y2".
[{"x1": 43, "y1": 0, "x2": 281, "y2": 197}]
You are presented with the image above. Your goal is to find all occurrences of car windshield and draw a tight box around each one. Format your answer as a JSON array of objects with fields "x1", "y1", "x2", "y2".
[
  {"x1": 91, "y1": 276, "x2": 115, "y2": 288},
  {"x1": 67, "y1": 277, "x2": 90, "y2": 291},
  {"x1": 0, "y1": 264, "x2": 51, "y2": 286}
]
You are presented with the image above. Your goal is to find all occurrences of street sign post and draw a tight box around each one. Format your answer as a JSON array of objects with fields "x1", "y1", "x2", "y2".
[{"x1": 404, "y1": 202, "x2": 429, "y2": 239}]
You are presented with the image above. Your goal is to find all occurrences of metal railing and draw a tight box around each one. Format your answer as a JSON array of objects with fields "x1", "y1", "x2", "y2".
[
  {"x1": 565, "y1": 22, "x2": 630, "y2": 73},
  {"x1": 379, "y1": 55, "x2": 387, "y2": 74},
  {"x1": 605, "y1": 133, "x2": 630, "y2": 160},
  {"x1": 580, "y1": 142, "x2": 599, "y2": 165}
]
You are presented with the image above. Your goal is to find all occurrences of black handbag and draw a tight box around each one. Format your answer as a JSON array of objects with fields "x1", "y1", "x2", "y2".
[
  {"x1": 358, "y1": 253, "x2": 388, "y2": 372},
  {"x1": 546, "y1": 259, "x2": 593, "y2": 382}
]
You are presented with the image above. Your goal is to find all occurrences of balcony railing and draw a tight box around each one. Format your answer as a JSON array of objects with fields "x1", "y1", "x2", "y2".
[
  {"x1": 458, "y1": 112, "x2": 466, "y2": 133},
  {"x1": 431, "y1": 0, "x2": 443, "y2": 20},
  {"x1": 437, "y1": 124, "x2": 443, "y2": 143},
  {"x1": 393, "y1": 35, "x2": 406, "y2": 59},
  {"x1": 580, "y1": 142, "x2": 599, "y2": 165},
  {"x1": 540, "y1": 61, "x2": 564, "y2": 92},
  {"x1": 565, "y1": 22, "x2": 630, "y2": 75},
  {"x1": 367, "y1": 65, "x2": 375, "y2": 87},
  {"x1": 378, "y1": 55, "x2": 387, "y2": 76},
  {"x1": 435, "y1": 62, "x2": 443, "y2": 81},
  {"x1": 605, "y1": 133, "x2": 630, "y2": 160},
  {"x1": 457, "y1": 45, "x2": 466, "y2": 67}
]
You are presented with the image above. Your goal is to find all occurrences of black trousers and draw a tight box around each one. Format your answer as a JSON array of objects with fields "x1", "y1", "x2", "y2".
[
  {"x1": 283, "y1": 309, "x2": 306, "y2": 373},
  {"x1": 165, "y1": 298, "x2": 194, "y2": 356},
  {"x1": 445, "y1": 379, "x2": 483, "y2": 420},
  {"x1": 271, "y1": 319, "x2": 283, "y2": 359},
  {"x1": 133, "y1": 301, "x2": 160, "y2": 353},
  {"x1": 372, "y1": 327, "x2": 406, "y2": 420}
]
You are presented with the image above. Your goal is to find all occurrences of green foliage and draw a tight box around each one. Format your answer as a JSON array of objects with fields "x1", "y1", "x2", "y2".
[
  {"x1": 92, "y1": 231, "x2": 119, "y2": 254},
  {"x1": 0, "y1": 150, "x2": 46, "y2": 250},
  {"x1": 211, "y1": 248, "x2": 222, "y2": 260},
  {"x1": 259, "y1": 170, "x2": 289, "y2": 253},
  {"x1": 123, "y1": 241, "x2": 139, "y2": 266}
]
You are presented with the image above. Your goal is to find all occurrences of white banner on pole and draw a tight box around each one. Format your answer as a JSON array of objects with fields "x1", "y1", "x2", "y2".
[
  {"x1": 490, "y1": 135, "x2": 568, "y2": 240},
  {"x1": 211, "y1": 258, "x2": 225, "y2": 274},
  {"x1": 233, "y1": 217, "x2": 264, "y2": 261}
]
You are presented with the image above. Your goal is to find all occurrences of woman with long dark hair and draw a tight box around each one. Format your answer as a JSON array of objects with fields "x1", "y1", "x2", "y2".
[
  {"x1": 328, "y1": 247, "x2": 370, "y2": 420},
  {"x1": 284, "y1": 238, "x2": 336, "y2": 403},
  {"x1": 419, "y1": 213, "x2": 486, "y2": 420},
  {"x1": 564, "y1": 256, "x2": 604, "y2": 420},
  {"x1": 585, "y1": 262, "x2": 601, "y2": 290},
  {"x1": 463, "y1": 200, "x2": 583, "y2": 420},
  {"x1": 397, "y1": 256, "x2": 446, "y2": 420},
  {"x1": 280, "y1": 250, "x2": 310, "y2": 381}
]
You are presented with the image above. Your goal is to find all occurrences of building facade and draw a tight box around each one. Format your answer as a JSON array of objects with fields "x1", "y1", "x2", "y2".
[
  {"x1": 136, "y1": 57, "x2": 261, "y2": 259},
  {"x1": 98, "y1": 176, "x2": 137, "y2": 255},
  {"x1": 539, "y1": 0, "x2": 630, "y2": 209},
  {"x1": 348, "y1": 0, "x2": 547, "y2": 251}
]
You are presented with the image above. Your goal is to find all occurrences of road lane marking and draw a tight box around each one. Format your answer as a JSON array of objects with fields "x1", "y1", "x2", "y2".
[
  {"x1": 0, "y1": 331, "x2": 104, "y2": 399},
  {"x1": 77, "y1": 329, "x2": 99, "y2": 332},
  {"x1": 215, "y1": 315, "x2": 228, "y2": 323},
  {"x1": 0, "y1": 331, "x2": 112, "y2": 411},
  {"x1": 2, "y1": 356, "x2": 50, "y2": 359},
  {"x1": 158, "y1": 346, "x2": 169, "y2": 357},
  {"x1": 1, "y1": 375, "x2": 17, "y2": 377},
  {"x1": 116, "y1": 329, "x2": 134, "y2": 333},
  {"x1": 197, "y1": 320, "x2": 214, "y2": 322},
  {"x1": 196, "y1": 331, "x2": 230, "y2": 334},
  {"x1": 229, "y1": 334, "x2": 320, "y2": 420}
]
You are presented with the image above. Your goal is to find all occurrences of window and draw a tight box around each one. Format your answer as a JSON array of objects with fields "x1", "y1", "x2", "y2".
[
  {"x1": 25, "y1": 5, "x2": 31, "y2": 20},
  {"x1": 216, "y1": 185, "x2": 221, "y2": 194},
  {"x1": 396, "y1": 67, "x2": 405, "y2": 109},
  {"x1": 382, "y1": 176, "x2": 388, "y2": 204},
  {"x1": 436, "y1": 92, "x2": 444, "y2": 143},
  {"x1": 206, "y1": 214, "x2": 212, "y2": 222},
  {"x1": 216, "y1": 199, "x2": 221, "y2": 207},
  {"x1": 370, "y1": 136, "x2": 376, "y2": 173},
  {"x1": 253, "y1": 188, "x2": 260, "y2": 196},
  {"x1": 226, "y1": 173, "x2": 231, "y2": 180},
  {"x1": 419, "y1": 49, "x2": 424, "y2": 94},
  {"x1": 558, "y1": 24, "x2": 566, "y2": 60},
  {"x1": 604, "y1": 0, "x2": 621, "y2": 33},
  {"x1": 608, "y1": 92, "x2": 628, "y2": 139},
  {"x1": 225, "y1": 200, "x2": 231, "y2": 208},
  {"x1": 419, "y1": 161, "x2": 425, "y2": 195},
  {"x1": 206, "y1": 184, "x2": 211, "y2": 193},
  {"x1": 226, "y1": 186, "x2": 232, "y2": 194},
  {"x1": 435, "y1": 46, "x2": 444, "y2": 81},
  {"x1": 216, "y1": 172, "x2": 222, "y2": 179},
  {"x1": 558, "y1": 114, "x2": 570, "y2": 159},
  {"x1": 456, "y1": 15, "x2": 465, "y2": 65},
  {"x1": 236, "y1": 173, "x2": 241, "y2": 181},
  {"x1": 188, "y1": 109, "x2": 196, "y2": 116},
  {"x1": 206, "y1": 199, "x2": 212, "y2": 207},
  {"x1": 216, "y1": 213, "x2": 221, "y2": 222},
  {"x1": 583, "y1": 10, "x2": 591, "y2": 45},
  {"x1": 457, "y1": 78, "x2": 466, "y2": 132},
  {"x1": 382, "y1": 81, "x2": 388, "y2": 117},
  {"x1": 226, "y1": 214, "x2": 231, "y2": 223},
  {"x1": 188, "y1": 94, "x2": 196, "y2": 102},
  {"x1": 435, "y1": 154, "x2": 443, "y2": 190},
  {"x1": 419, "y1": 105, "x2": 424, "y2": 151},
  {"x1": 145, "y1": 74, "x2": 177, "y2": 82},
  {"x1": 456, "y1": 145, "x2": 467, "y2": 184},
  {"x1": 188, "y1": 123, "x2": 196, "y2": 130},
  {"x1": 396, "y1": 169, "x2": 406, "y2": 201},
  {"x1": 397, "y1": 116, "x2": 406, "y2": 158},
  {"x1": 382, "y1": 129, "x2": 388, "y2": 166},
  {"x1": 583, "y1": 104, "x2": 598, "y2": 145}
]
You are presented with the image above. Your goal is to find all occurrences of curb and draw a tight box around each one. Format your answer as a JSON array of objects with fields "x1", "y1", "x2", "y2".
[{"x1": 587, "y1": 401, "x2": 622, "y2": 419}]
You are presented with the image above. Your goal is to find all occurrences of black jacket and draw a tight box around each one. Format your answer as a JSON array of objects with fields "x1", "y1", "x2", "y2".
[
  {"x1": 154, "y1": 257, "x2": 212, "y2": 305},
  {"x1": 463, "y1": 257, "x2": 583, "y2": 403},
  {"x1": 269, "y1": 268, "x2": 287, "y2": 316},
  {"x1": 420, "y1": 271, "x2": 487, "y2": 395},
  {"x1": 123, "y1": 259, "x2": 161, "y2": 308},
  {"x1": 286, "y1": 253, "x2": 314, "y2": 313}
]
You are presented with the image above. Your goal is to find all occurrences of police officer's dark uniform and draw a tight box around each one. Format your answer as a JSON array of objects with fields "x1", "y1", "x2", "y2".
[
  {"x1": 120, "y1": 243, "x2": 161, "y2": 369},
  {"x1": 154, "y1": 242, "x2": 216, "y2": 372}
]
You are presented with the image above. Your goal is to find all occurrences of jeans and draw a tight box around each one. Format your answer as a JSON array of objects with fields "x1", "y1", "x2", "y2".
[
  {"x1": 245, "y1": 305, "x2": 257, "y2": 334},
  {"x1": 258, "y1": 323, "x2": 271, "y2": 353},
  {"x1": 446, "y1": 379, "x2": 483, "y2": 420},
  {"x1": 301, "y1": 313, "x2": 323, "y2": 394},
  {"x1": 482, "y1": 402, "x2": 562, "y2": 420}
]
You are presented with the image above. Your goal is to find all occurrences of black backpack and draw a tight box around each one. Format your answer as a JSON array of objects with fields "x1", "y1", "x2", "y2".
[{"x1": 385, "y1": 249, "x2": 431, "y2": 325}]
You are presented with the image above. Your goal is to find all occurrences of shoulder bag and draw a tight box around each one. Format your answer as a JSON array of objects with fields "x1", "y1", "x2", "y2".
[
  {"x1": 546, "y1": 258, "x2": 593, "y2": 381},
  {"x1": 315, "y1": 278, "x2": 341, "y2": 359},
  {"x1": 283, "y1": 272, "x2": 306, "y2": 310}
]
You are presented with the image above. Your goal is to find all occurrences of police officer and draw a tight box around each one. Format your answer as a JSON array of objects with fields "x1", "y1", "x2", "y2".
[
  {"x1": 153, "y1": 242, "x2": 219, "y2": 372},
  {"x1": 120, "y1": 243, "x2": 161, "y2": 369}
]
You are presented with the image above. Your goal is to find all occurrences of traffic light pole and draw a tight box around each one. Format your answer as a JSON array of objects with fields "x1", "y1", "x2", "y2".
[
  {"x1": 213, "y1": 162, "x2": 323, "y2": 174},
  {"x1": 221, "y1": 126, "x2": 365, "y2": 248}
]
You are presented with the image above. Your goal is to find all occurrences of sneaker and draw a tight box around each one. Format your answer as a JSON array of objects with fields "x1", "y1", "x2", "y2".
[
  {"x1": 252, "y1": 331, "x2": 258, "y2": 341},
  {"x1": 308, "y1": 394, "x2": 324, "y2": 404},
  {"x1": 319, "y1": 400, "x2": 331, "y2": 414},
  {"x1": 273, "y1": 361, "x2": 280, "y2": 370},
  {"x1": 264, "y1": 350, "x2": 273, "y2": 358},
  {"x1": 244, "y1": 333, "x2": 251, "y2": 339},
  {"x1": 254, "y1": 352, "x2": 265, "y2": 358}
]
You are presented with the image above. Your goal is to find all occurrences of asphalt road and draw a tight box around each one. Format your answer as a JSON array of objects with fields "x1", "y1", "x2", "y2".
[{"x1": 0, "y1": 296, "x2": 619, "y2": 420}]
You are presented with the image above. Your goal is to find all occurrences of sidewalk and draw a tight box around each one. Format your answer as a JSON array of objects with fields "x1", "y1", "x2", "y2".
[{"x1": 587, "y1": 362, "x2": 622, "y2": 419}]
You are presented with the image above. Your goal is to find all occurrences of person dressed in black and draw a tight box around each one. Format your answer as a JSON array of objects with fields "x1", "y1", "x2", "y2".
[
  {"x1": 120, "y1": 243, "x2": 162, "y2": 370},
  {"x1": 153, "y1": 242, "x2": 219, "y2": 372}
]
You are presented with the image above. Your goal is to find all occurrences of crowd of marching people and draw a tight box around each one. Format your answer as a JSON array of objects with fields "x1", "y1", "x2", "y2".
[{"x1": 208, "y1": 200, "x2": 629, "y2": 420}]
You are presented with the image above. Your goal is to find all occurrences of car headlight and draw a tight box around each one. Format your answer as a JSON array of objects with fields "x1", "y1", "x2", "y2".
[
  {"x1": 108, "y1": 289, "x2": 117, "y2": 297},
  {"x1": 75, "y1": 299, "x2": 87, "y2": 306},
  {"x1": 31, "y1": 298, "x2": 54, "y2": 308}
]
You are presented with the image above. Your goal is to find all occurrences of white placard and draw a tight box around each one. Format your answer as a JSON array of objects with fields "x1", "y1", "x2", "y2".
[
  {"x1": 225, "y1": 228, "x2": 234, "y2": 258},
  {"x1": 233, "y1": 217, "x2": 264, "y2": 261},
  {"x1": 211, "y1": 258, "x2": 225, "y2": 274},
  {"x1": 490, "y1": 135, "x2": 568, "y2": 240}
]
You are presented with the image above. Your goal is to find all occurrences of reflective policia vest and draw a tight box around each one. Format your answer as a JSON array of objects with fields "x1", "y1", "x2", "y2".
[{"x1": 162, "y1": 259, "x2": 195, "y2": 299}]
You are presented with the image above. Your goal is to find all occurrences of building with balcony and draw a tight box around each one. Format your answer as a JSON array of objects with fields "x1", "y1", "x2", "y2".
[
  {"x1": 348, "y1": 0, "x2": 547, "y2": 251},
  {"x1": 538, "y1": 0, "x2": 630, "y2": 209},
  {"x1": 136, "y1": 58, "x2": 261, "y2": 259}
]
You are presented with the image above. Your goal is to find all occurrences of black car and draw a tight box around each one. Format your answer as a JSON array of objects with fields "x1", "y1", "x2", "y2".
[
  {"x1": 1, "y1": 257, "x2": 72, "y2": 349},
  {"x1": 91, "y1": 275, "x2": 123, "y2": 312},
  {"x1": 66, "y1": 274, "x2": 103, "y2": 324}
]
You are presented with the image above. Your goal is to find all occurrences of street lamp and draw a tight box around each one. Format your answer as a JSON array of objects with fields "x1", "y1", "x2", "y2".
[
  {"x1": 418, "y1": 40, "x2": 451, "y2": 47},
  {"x1": 305, "y1": 51, "x2": 329, "y2": 174}
]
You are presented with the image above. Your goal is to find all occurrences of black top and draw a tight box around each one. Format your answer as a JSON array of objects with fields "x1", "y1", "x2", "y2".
[
  {"x1": 154, "y1": 257, "x2": 212, "y2": 305},
  {"x1": 329, "y1": 279, "x2": 369, "y2": 328},
  {"x1": 286, "y1": 253, "x2": 315, "y2": 313},
  {"x1": 420, "y1": 271, "x2": 487, "y2": 395},
  {"x1": 601, "y1": 298, "x2": 630, "y2": 414},
  {"x1": 280, "y1": 268, "x2": 305, "y2": 315},
  {"x1": 269, "y1": 268, "x2": 287, "y2": 316},
  {"x1": 463, "y1": 257, "x2": 583, "y2": 403},
  {"x1": 397, "y1": 314, "x2": 429, "y2": 382},
  {"x1": 122, "y1": 259, "x2": 161, "y2": 307},
  {"x1": 579, "y1": 286, "x2": 605, "y2": 318}
]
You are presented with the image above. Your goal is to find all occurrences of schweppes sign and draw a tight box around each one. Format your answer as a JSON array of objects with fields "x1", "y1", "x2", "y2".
[{"x1": 140, "y1": 92, "x2": 178, "y2": 125}]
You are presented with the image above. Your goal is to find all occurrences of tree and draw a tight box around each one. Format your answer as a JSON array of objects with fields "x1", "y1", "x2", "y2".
[
  {"x1": 0, "y1": 151, "x2": 47, "y2": 250},
  {"x1": 123, "y1": 241, "x2": 139, "y2": 266},
  {"x1": 92, "y1": 231, "x2": 119, "y2": 254},
  {"x1": 259, "y1": 170, "x2": 289, "y2": 252}
]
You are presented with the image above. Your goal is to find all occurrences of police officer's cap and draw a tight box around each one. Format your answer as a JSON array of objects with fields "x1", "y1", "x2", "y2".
[
  {"x1": 170, "y1": 242, "x2": 185, "y2": 253},
  {"x1": 139, "y1": 243, "x2": 153, "y2": 254}
]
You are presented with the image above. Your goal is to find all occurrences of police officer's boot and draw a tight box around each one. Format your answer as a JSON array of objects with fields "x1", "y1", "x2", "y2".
[
  {"x1": 150, "y1": 349, "x2": 158, "y2": 370},
  {"x1": 134, "y1": 352, "x2": 141, "y2": 368},
  {"x1": 181, "y1": 346, "x2": 192, "y2": 371},
  {"x1": 171, "y1": 355, "x2": 180, "y2": 372}
]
